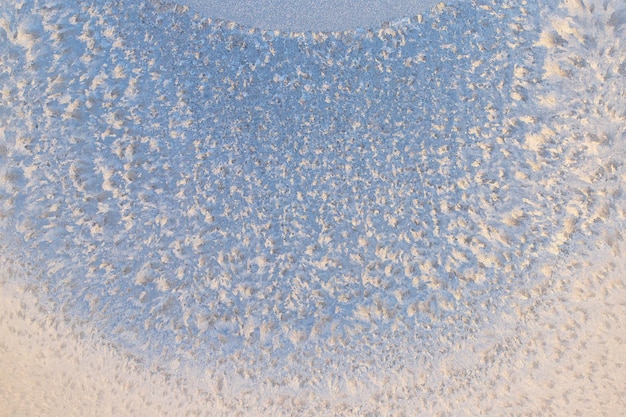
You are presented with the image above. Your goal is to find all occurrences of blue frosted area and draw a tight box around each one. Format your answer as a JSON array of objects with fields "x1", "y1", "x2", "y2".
[{"x1": 1, "y1": 0, "x2": 608, "y2": 379}]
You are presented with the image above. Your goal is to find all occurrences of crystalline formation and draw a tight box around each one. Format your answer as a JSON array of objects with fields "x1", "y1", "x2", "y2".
[{"x1": 0, "y1": 0, "x2": 624, "y2": 415}]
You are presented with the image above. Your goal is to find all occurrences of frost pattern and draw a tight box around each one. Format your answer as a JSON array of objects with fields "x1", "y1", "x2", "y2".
[{"x1": 0, "y1": 0, "x2": 624, "y2": 415}]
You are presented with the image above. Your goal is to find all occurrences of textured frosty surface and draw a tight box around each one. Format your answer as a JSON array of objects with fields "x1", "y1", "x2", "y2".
[
  {"x1": 1, "y1": 0, "x2": 625, "y2": 415},
  {"x1": 2, "y1": 0, "x2": 545, "y2": 367}
]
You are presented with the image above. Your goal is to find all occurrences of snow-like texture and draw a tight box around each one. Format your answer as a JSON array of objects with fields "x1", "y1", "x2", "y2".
[{"x1": 1, "y1": 0, "x2": 625, "y2": 415}]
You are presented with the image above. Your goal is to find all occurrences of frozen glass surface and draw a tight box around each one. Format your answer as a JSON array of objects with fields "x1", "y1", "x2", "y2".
[
  {"x1": 1, "y1": 0, "x2": 625, "y2": 415},
  {"x1": 163, "y1": 0, "x2": 446, "y2": 31}
]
